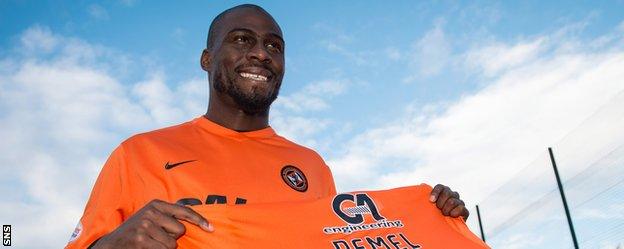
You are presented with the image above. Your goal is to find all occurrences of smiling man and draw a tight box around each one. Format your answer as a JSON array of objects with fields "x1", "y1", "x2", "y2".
[{"x1": 65, "y1": 4, "x2": 468, "y2": 249}]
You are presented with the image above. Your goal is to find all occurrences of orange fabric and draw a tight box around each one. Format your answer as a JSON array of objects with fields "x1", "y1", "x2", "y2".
[
  {"x1": 177, "y1": 185, "x2": 489, "y2": 249},
  {"x1": 65, "y1": 116, "x2": 336, "y2": 248}
]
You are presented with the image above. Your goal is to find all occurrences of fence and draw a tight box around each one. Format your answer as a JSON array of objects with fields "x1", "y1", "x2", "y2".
[{"x1": 466, "y1": 90, "x2": 624, "y2": 249}]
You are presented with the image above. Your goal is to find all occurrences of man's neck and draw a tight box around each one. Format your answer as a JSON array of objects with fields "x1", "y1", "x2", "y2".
[{"x1": 204, "y1": 104, "x2": 269, "y2": 132}]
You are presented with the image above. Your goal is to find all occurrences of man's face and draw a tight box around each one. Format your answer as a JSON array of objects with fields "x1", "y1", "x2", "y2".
[{"x1": 205, "y1": 8, "x2": 285, "y2": 114}]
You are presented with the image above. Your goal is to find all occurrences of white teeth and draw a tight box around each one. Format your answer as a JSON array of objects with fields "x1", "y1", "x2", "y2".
[{"x1": 239, "y1": 72, "x2": 268, "y2": 82}]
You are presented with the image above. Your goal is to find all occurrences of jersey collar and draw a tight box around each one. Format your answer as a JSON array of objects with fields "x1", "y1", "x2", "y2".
[{"x1": 192, "y1": 116, "x2": 276, "y2": 139}]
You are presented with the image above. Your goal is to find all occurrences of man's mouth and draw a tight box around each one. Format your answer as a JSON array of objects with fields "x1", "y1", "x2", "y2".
[
  {"x1": 236, "y1": 66, "x2": 273, "y2": 83},
  {"x1": 239, "y1": 72, "x2": 268, "y2": 82}
]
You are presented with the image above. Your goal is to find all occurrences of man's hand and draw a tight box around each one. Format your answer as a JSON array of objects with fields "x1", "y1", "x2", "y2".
[
  {"x1": 91, "y1": 199, "x2": 213, "y2": 249},
  {"x1": 429, "y1": 184, "x2": 469, "y2": 220}
]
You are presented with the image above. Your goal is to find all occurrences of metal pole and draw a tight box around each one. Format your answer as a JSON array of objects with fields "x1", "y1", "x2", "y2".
[
  {"x1": 548, "y1": 147, "x2": 579, "y2": 249},
  {"x1": 475, "y1": 205, "x2": 486, "y2": 242}
]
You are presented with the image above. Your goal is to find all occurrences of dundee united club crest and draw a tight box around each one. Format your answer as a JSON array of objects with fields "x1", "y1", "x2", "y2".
[{"x1": 281, "y1": 165, "x2": 308, "y2": 192}]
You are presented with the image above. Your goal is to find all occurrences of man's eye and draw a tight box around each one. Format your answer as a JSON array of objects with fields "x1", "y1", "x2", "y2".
[
  {"x1": 267, "y1": 43, "x2": 282, "y2": 53},
  {"x1": 234, "y1": 36, "x2": 249, "y2": 43}
]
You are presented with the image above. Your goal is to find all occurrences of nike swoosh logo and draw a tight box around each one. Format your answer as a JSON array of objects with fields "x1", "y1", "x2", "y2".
[{"x1": 164, "y1": 160, "x2": 196, "y2": 170}]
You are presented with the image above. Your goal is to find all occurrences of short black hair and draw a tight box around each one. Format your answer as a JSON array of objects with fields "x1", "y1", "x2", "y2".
[{"x1": 206, "y1": 4, "x2": 269, "y2": 49}]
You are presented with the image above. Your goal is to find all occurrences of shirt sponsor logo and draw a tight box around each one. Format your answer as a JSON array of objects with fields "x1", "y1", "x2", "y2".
[
  {"x1": 176, "y1": 195, "x2": 247, "y2": 205},
  {"x1": 281, "y1": 165, "x2": 308, "y2": 192},
  {"x1": 324, "y1": 193, "x2": 403, "y2": 235},
  {"x1": 324, "y1": 193, "x2": 422, "y2": 249}
]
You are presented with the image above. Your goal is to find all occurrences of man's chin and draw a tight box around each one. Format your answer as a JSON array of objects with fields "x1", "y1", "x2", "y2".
[
  {"x1": 231, "y1": 93, "x2": 276, "y2": 115},
  {"x1": 238, "y1": 102, "x2": 272, "y2": 115},
  {"x1": 215, "y1": 77, "x2": 279, "y2": 114}
]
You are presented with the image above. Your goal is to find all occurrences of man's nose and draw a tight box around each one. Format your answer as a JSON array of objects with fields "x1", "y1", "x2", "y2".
[{"x1": 246, "y1": 44, "x2": 271, "y2": 64}]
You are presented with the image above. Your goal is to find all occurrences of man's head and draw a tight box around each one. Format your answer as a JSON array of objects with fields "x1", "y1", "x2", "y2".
[{"x1": 201, "y1": 4, "x2": 285, "y2": 115}]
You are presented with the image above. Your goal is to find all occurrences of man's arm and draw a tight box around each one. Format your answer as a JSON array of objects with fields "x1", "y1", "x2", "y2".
[{"x1": 429, "y1": 184, "x2": 470, "y2": 220}]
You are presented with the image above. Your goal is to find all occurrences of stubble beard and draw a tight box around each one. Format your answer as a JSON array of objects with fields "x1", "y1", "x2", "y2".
[{"x1": 213, "y1": 70, "x2": 280, "y2": 115}]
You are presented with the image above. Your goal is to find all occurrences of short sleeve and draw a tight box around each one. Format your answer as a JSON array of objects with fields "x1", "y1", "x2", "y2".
[{"x1": 65, "y1": 145, "x2": 130, "y2": 249}]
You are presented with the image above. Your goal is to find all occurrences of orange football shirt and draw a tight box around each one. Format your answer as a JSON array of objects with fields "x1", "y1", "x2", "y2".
[
  {"x1": 177, "y1": 184, "x2": 489, "y2": 249},
  {"x1": 65, "y1": 116, "x2": 336, "y2": 248}
]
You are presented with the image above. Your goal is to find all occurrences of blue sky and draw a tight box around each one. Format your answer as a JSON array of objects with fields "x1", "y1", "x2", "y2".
[
  {"x1": 1, "y1": 1, "x2": 624, "y2": 248},
  {"x1": 3, "y1": 1, "x2": 622, "y2": 145}
]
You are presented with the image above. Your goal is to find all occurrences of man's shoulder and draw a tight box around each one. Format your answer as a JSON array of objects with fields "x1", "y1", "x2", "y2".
[
  {"x1": 272, "y1": 134, "x2": 325, "y2": 161},
  {"x1": 121, "y1": 119, "x2": 196, "y2": 147}
]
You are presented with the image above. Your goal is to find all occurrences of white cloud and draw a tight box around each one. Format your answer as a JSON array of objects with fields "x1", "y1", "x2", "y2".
[
  {"x1": 385, "y1": 47, "x2": 402, "y2": 61},
  {"x1": 314, "y1": 23, "x2": 379, "y2": 66},
  {"x1": 328, "y1": 21, "x2": 624, "y2": 209},
  {"x1": 403, "y1": 19, "x2": 451, "y2": 82},
  {"x1": 270, "y1": 114, "x2": 332, "y2": 148},
  {"x1": 496, "y1": 233, "x2": 544, "y2": 249},
  {"x1": 0, "y1": 26, "x2": 205, "y2": 248},
  {"x1": 576, "y1": 204, "x2": 624, "y2": 220},
  {"x1": 87, "y1": 4, "x2": 109, "y2": 20},
  {"x1": 463, "y1": 38, "x2": 545, "y2": 77},
  {"x1": 19, "y1": 25, "x2": 59, "y2": 53},
  {"x1": 132, "y1": 75, "x2": 185, "y2": 124},
  {"x1": 119, "y1": 0, "x2": 138, "y2": 7},
  {"x1": 274, "y1": 79, "x2": 348, "y2": 113},
  {"x1": 319, "y1": 40, "x2": 372, "y2": 66},
  {"x1": 269, "y1": 78, "x2": 351, "y2": 149},
  {"x1": 171, "y1": 27, "x2": 187, "y2": 46}
]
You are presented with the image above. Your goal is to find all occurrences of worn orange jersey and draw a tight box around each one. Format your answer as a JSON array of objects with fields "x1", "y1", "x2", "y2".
[
  {"x1": 177, "y1": 184, "x2": 489, "y2": 249},
  {"x1": 65, "y1": 116, "x2": 336, "y2": 248}
]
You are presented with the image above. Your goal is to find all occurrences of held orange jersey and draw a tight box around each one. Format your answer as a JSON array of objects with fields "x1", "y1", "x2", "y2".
[
  {"x1": 177, "y1": 184, "x2": 490, "y2": 249},
  {"x1": 65, "y1": 116, "x2": 336, "y2": 248}
]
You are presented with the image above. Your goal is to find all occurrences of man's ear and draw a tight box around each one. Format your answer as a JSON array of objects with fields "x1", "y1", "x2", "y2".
[{"x1": 200, "y1": 49, "x2": 211, "y2": 72}]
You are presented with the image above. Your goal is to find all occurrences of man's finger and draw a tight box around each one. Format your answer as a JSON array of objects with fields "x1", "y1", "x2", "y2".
[
  {"x1": 435, "y1": 186, "x2": 452, "y2": 209},
  {"x1": 143, "y1": 219, "x2": 177, "y2": 249},
  {"x1": 442, "y1": 198, "x2": 462, "y2": 216},
  {"x1": 461, "y1": 207, "x2": 470, "y2": 220},
  {"x1": 449, "y1": 204, "x2": 465, "y2": 218},
  {"x1": 150, "y1": 208, "x2": 188, "y2": 238},
  {"x1": 430, "y1": 184, "x2": 445, "y2": 202},
  {"x1": 150, "y1": 200, "x2": 214, "y2": 232}
]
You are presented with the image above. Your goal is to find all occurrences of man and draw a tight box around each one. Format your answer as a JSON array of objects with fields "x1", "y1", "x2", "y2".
[{"x1": 66, "y1": 4, "x2": 468, "y2": 249}]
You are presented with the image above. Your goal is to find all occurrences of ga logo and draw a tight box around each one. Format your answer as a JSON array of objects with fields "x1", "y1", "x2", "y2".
[
  {"x1": 333, "y1": 193, "x2": 385, "y2": 224},
  {"x1": 324, "y1": 193, "x2": 403, "y2": 235}
]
